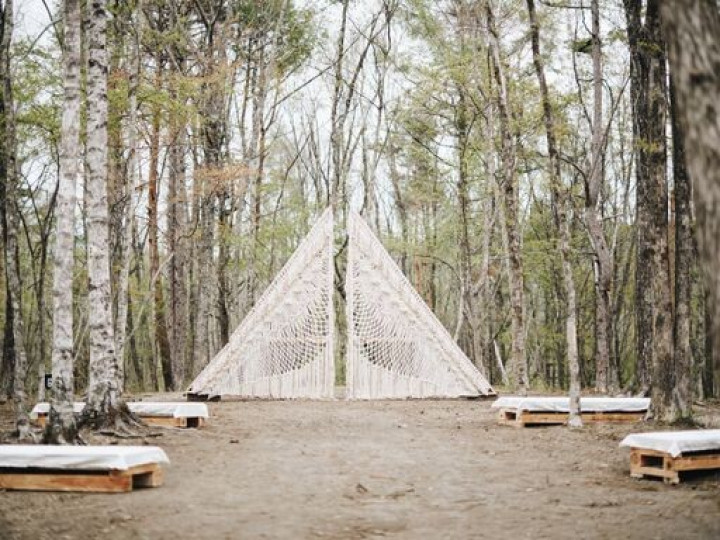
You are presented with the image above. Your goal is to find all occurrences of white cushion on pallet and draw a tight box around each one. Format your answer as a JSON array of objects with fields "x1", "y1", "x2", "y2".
[
  {"x1": 620, "y1": 430, "x2": 720, "y2": 457},
  {"x1": 0, "y1": 445, "x2": 169, "y2": 471},
  {"x1": 126, "y1": 402, "x2": 209, "y2": 418},
  {"x1": 31, "y1": 402, "x2": 208, "y2": 419},
  {"x1": 491, "y1": 396, "x2": 650, "y2": 413}
]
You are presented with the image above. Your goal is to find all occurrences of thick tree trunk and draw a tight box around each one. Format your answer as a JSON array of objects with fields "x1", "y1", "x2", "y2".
[
  {"x1": 624, "y1": 0, "x2": 673, "y2": 418},
  {"x1": 660, "y1": 0, "x2": 720, "y2": 400},
  {"x1": 488, "y1": 4, "x2": 527, "y2": 392},
  {"x1": 526, "y1": 0, "x2": 581, "y2": 426},
  {"x1": 44, "y1": 0, "x2": 81, "y2": 443},
  {"x1": 670, "y1": 80, "x2": 693, "y2": 418},
  {"x1": 84, "y1": 0, "x2": 125, "y2": 424}
]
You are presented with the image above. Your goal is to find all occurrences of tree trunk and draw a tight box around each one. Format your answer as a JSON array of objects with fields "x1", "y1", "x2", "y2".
[
  {"x1": 147, "y1": 61, "x2": 173, "y2": 391},
  {"x1": 624, "y1": 0, "x2": 673, "y2": 418},
  {"x1": 0, "y1": 0, "x2": 12, "y2": 402},
  {"x1": 1, "y1": 0, "x2": 30, "y2": 439},
  {"x1": 84, "y1": 0, "x2": 125, "y2": 425},
  {"x1": 168, "y1": 101, "x2": 188, "y2": 390},
  {"x1": 526, "y1": 0, "x2": 581, "y2": 426},
  {"x1": 585, "y1": 0, "x2": 615, "y2": 393},
  {"x1": 44, "y1": 0, "x2": 81, "y2": 443},
  {"x1": 488, "y1": 3, "x2": 527, "y2": 392},
  {"x1": 670, "y1": 79, "x2": 693, "y2": 418},
  {"x1": 660, "y1": 0, "x2": 720, "y2": 400},
  {"x1": 113, "y1": 1, "x2": 141, "y2": 394}
]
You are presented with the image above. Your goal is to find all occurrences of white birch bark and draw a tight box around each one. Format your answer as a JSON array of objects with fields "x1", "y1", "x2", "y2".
[
  {"x1": 46, "y1": 0, "x2": 81, "y2": 442},
  {"x1": 84, "y1": 0, "x2": 122, "y2": 418}
]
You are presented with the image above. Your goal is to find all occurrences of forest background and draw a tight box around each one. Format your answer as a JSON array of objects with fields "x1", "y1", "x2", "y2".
[{"x1": 0, "y1": 0, "x2": 717, "y2": 426}]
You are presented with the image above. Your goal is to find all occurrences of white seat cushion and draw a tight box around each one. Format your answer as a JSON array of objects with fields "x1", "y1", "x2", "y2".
[
  {"x1": 619, "y1": 430, "x2": 720, "y2": 457},
  {"x1": 491, "y1": 396, "x2": 650, "y2": 413},
  {"x1": 31, "y1": 402, "x2": 209, "y2": 419},
  {"x1": 0, "y1": 445, "x2": 169, "y2": 470}
]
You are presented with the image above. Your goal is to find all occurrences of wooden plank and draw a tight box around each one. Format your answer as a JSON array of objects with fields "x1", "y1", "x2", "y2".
[
  {"x1": 0, "y1": 463, "x2": 164, "y2": 493},
  {"x1": 497, "y1": 409, "x2": 646, "y2": 427},
  {"x1": 671, "y1": 454, "x2": 720, "y2": 471},
  {"x1": 580, "y1": 412, "x2": 645, "y2": 423},
  {"x1": 0, "y1": 470, "x2": 131, "y2": 493},
  {"x1": 141, "y1": 416, "x2": 205, "y2": 428},
  {"x1": 35, "y1": 411, "x2": 205, "y2": 429},
  {"x1": 142, "y1": 416, "x2": 187, "y2": 428},
  {"x1": 629, "y1": 447, "x2": 720, "y2": 484}
]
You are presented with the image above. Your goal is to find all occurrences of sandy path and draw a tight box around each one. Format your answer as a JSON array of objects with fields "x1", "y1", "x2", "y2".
[{"x1": 1, "y1": 398, "x2": 719, "y2": 539}]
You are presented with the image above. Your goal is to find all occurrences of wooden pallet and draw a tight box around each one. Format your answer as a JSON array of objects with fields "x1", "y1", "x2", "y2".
[
  {"x1": 141, "y1": 415, "x2": 205, "y2": 428},
  {"x1": 0, "y1": 463, "x2": 164, "y2": 493},
  {"x1": 629, "y1": 448, "x2": 720, "y2": 484},
  {"x1": 497, "y1": 408, "x2": 645, "y2": 427},
  {"x1": 34, "y1": 414, "x2": 205, "y2": 429}
]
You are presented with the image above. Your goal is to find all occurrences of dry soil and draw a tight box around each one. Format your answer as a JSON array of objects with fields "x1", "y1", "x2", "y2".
[{"x1": 1, "y1": 396, "x2": 719, "y2": 539}]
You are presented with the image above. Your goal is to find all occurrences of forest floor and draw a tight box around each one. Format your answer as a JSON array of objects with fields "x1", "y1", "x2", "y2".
[{"x1": 1, "y1": 394, "x2": 719, "y2": 539}]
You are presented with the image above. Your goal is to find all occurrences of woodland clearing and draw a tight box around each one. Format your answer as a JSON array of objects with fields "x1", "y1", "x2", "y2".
[{"x1": 1, "y1": 396, "x2": 719, "y2": 539}]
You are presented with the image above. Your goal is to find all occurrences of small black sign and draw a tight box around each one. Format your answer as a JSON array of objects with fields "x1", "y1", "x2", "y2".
[{"x1": 44, "y1": 373, "x2": 53, "y2": 390}]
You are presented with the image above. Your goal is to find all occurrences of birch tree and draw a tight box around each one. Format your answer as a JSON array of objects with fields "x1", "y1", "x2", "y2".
[
  {"x1": 44, "y1": 0, "x2": 82, "y2": 443},
  {"x1": 83, "y1": 0, "x2": 129, "y2": 425}
]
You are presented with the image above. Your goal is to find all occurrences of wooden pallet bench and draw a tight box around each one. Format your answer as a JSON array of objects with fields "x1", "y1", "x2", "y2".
[
  {"x1": 492, "y1": 396, "x2": 650, "y2": 427},
  {"x1": 620, "y1": 430, "x2": 720, "y2": 484},
  {"x1": 0, "y1": 446, "x2": 169, "y2": 493},
  {"x1": 497, "y1": 409, "x2": 645, "y2": 427},
  {"x1": 31, "y1": 402, "x2": 209, "y2": 429}
]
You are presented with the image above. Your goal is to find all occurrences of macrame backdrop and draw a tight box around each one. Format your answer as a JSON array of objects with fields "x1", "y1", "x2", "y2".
[
  {"x1": 188, "y1": 208, "x2": 493, "y2": 400},
  {"x1": 345, "y1": 210, "x2": 494, "y2": 399},
  {"x1": 188, "y1": 208, "x2": 335, "y2": 399}
]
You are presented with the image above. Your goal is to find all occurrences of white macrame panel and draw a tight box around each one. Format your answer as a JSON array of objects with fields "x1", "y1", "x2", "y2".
[
  {"x1": 188, "y1": 209, "x2": 335, "y2": 399},
  {"x1": 346, "y1": 210, "x2": 494, "y2": 399}
]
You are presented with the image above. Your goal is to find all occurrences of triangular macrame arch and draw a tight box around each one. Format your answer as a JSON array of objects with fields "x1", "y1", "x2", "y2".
[
  {"x1": 188, "y1": 208, "x2": 335, "y2": 399},
  {"x1": 345, "y1": 210, "x2": 495, "y2": 399}
]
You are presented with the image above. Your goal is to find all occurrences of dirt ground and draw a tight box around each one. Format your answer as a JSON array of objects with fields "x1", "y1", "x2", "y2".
[{"x1": 1, "y1": 395, "x2": 719, "y2": 540}]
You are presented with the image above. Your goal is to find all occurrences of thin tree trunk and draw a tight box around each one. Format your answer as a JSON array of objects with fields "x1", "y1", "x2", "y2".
[
  {"x1": 585, "y1": 0, "x2": 614, "y2": 393},
  {"x1": 660, "y1": 0, "x2": 720, "y2": 400},
  {"x1": 147, "y1": 61, "x2": 173, "y2": 390},
  {"x1": 1, "y1": 0, "x2": 29, "y2": 438},
  {"x1": 526, "y1": 0, "x2": 581, "y2": 426},
  {"x1": 168, "y1": 106, "x2": 188, "y2": 390},
  {"x1": 488, "y1": 3, "x2": 527, "y2": 392},
  {"x1": 114, "y1": 1, "x2": 141, "y2": 393},
  {"x1": 0, "y1": 0, "x2": 13, "y2": 402}
]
